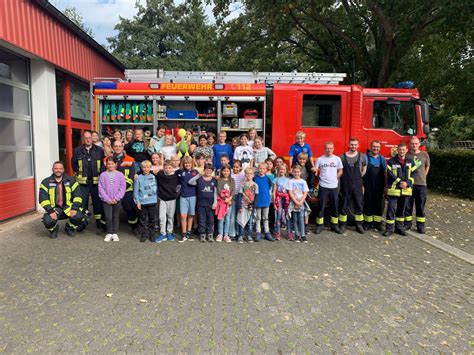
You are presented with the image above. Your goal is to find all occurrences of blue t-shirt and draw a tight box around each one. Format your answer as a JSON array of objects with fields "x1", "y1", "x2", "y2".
[
  {"x1": 275, "y1": 176, "x2": 290, "y2": 193},
  {"x1": 177, "y1": 168, "x2": 198, "y2": 198},
  {"x1": 367, "y1": 154, "x2": 387, "y2": 170},
  {"x1": 254, "y1": 174, "x2": 273, "y2": 208},
  {"x1": 289, "y1": 143, "x2": 313, "y2": 161},
  {"x1": 213, "y1": 143, "x2": 234, "y2": 169},
  {"x1": 196, "y1": 177, "x2": 217, "y2": 207}
]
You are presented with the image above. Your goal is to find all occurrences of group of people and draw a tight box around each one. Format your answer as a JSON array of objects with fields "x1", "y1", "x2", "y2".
[{"x1": 39, "y1": 127, "x2": 430, "y2": 243}]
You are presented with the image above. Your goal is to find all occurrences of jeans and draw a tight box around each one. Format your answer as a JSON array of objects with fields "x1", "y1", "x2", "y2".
[
  {"x1": 255, "y1": 207, "x2": 270, "y2": 233},
  {"x1": 103, "y1": 202, "x2": 120, "y2": 234},
  {"x1": 292, "y1": 209, "x2": 305, "y2": 237},
  {"x1": 274, "y1": 197, "x2": 288, "y2": 233},
  {"x1": 241, "y1": 214, "x2": 254, "y2": 237},
  {"x1": 198, "y1": 205, "x2": 214, "y2": 235},
  {"x1": 229, "y1": 194, "x2": 241, "y2": 237},
  {"x1": 217, "y1": 204, "x2": 233, "y2": 236}
]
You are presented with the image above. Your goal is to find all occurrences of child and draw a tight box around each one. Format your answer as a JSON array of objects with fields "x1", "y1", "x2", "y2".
[
  {"x1": 231, "y1": 136, "x2": 240, "y2": 152},
  {"x1": 155, "y1": 160, "x2": 180, "y2": 243},
  {"x1": 124, "y1": 129, "x2": 134, "y2": 145},
  {"x1": 160, "y1": 134, "x2": 177, "y2": 161},
  {"x1": 274, "y1": 156, "x2": 286, "y2": 174},
  {"x1": 294, "y1": 152, "x2": 315, "y2": 234},
  {"x1": 215, "y1": 164, "x2": 235, "y2": 243},
  {"x1": 125, "y1": 128, "x2": 149, "y2": 172},
  {"x1": 133, "y1": 160, "x2": 159, "y2": 242},
  {"x1": 92, "y1": 130, "x2": 102, "y2": 147},
  {"x1": 253, "y1": 136, "x2": 276, "y2": 165},
  {"x1": 148, "y1": 125, "x2": 167, "y2": 154},
  {"x1": 215, "y1": 154, "x2": 230, "y2": 175},
  {"x1": 99, "y1": 157, "x2": 126, "y2": 242},
  {"x1": 177, "y1": 156, "x2": 198, "y2": 242},
  {"x1": 265, "y1": 158, "x2": 276, "y2": 184},
  {"x1": 230, "y1": 160, "x2": 245, "y2": 241},
  {"x1": 248, "y1": 128, "x2": 257, "y2": 148},
  {"x1": 112, "y1": 129, "x2": 123, "y2": 144},
  {"x1": 207, "y1": 132, "x2": 216, "y2": 148},
  {"x1": 102, "y1": 136, "x2": 113, "y2": 157},
  {"x1": 170, "y1": 154, "x2": 181, "y2": 172},
  {"x1": 193, "y1": 134, "x2": 213, "y2": 162},
  {"x1": 150, "y1": 152, "x2": 164, "y2": 174},
  {"x1": 194, "y1": 153, "x2": 206, "y2": 175},
  {"x1": 189, "y1": 163, "x2": 217, "y2": 242},
  {"x1": 213, "y1": 131, "x2": 233, "y2": 170},
  {"x1": 254, "y1": 162, "x2": 275, "y2": 241},
  {"x1": 237, "y1": 167, "x2": 258, "y2": 243},
  {"x1": 273, "y1": 164, "x2": 290, "y2": 241},
  {"x1": 288, "y1": 165, "x2": 309, "y2": 242},
  {"x1": 289, "y1": 131, "x2": 313, "y2": 167},
  {"x1": 233, "y1": 133, "x2": 254, "y2": 171}
]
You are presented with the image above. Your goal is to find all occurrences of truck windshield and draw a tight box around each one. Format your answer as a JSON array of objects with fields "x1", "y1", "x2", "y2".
[{"x1": 372, "y1": 100, "x2": 417, "y2": 136}]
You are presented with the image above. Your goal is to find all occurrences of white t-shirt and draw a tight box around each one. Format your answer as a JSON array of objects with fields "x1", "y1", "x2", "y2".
[
  {"x1": 315, "y1": 154, "x2": 343, "y2": 188},
  {"x1": 234, "y1": 146, "x2": 254, "y2": 171},
  {"x1": 287, "y1": 178, "x2": 309, "y2": 201},
  {"x1": 160, "y1": 145, "x2": 177, "y2": 160}
]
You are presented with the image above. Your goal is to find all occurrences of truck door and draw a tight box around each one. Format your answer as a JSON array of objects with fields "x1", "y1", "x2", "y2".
[
  {"x1": 296, "y1": 90, "x2": 348, "y2": 156},
  {"x1": 364, "y1": 97, "x2": 419, "y2": 157}
]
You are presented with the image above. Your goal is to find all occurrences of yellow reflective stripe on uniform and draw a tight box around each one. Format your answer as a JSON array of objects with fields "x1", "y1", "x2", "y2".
[
  {"x1": 416, "y1": 217, "x2": 426, "y2": 223},
  {"x1": 330, "y1": 216, "x2": 339, "y2": 224},
  {"x1": 338, "y1": 214, "x2": 348, "y2": 222},
  {"x1": 385, "y1": 219, "x2": 395, "y2": 224},
  {"x1": 49, "y1": 188, "x2": 55, "y2": 207},
  {"x1": 65, "y1": 186, "x2": 71, "y2": 206},
  {"x1": 405, "y1": 216, "x2": 413, "y2": 222},
  {"x1": 364, "y1": 215, "x2": 374, "y2": 222},
  {"x1": 128, "y1": 218, "x2": 138, "y2": 224},
  {"x1": 401, "y1": 188, "x2": 412, "y2": 196},
  {"x1": 40, "y1": 200, "x2": 51, "y2": 207},
  {"x1": 373, "y1": 215, "x2": 383, "y2": 222},
  {"x1": 67, "y1": 220, "x2": 78, "y2": 229},
  {"x1": 94, "y1": 214, "x2": 101, "y2": 220},
  {"x1": 64, "y1": 207, "x2": 71, "y2": 215},
  {"x1": 40, "y1": 184, "x2": 48, "y2": 193},
  {"x1": 78, "y1": 160, "x2": 83, "y2": 174},
  {"x1": 71, "y1": 182, "x2": 79, "y2": 191},
  {"x1": 354, "y1": 214, "x2": 364, "y2": 222},
  {"x1": 92, "y1": 176, "x2": 99, "y2": 184},
  {"x1": 316, "y1": 217, "x2": 324, "y2": 225},
  {"x1": 73, "y1": 197, "x2": 82, "y2": 204},
  {"x1": 97, "y1": 160, "x2": 101, "y2": 171},
  {"x1": 395, "y1": 217, "x2": 405, "y2": 222}
]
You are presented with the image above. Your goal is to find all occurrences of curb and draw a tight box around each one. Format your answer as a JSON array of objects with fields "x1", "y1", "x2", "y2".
[{"x1": 406, "y1": 230, "x2": 474, "y2": 265}]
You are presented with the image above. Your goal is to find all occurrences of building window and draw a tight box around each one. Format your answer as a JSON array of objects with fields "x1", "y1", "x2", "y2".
[
  {"x1": 302, "y1": 95, "x2": 341, "y2": 127},
  {"x1": 372, "y1": 100, "x2": 417, "y2": 136},
  {"x1": 0, "y1": 47, "x2": 32, "y2": 182},
  {"x1": 56, "y1": 70, "x2": 64, "y2": 119},
  {"x1": 70, "y1": 77, "x2": 90, "y2": 122}
]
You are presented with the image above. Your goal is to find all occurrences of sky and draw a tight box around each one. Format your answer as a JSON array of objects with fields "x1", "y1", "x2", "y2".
[{"x1": 52, "y1": 0, "x2": 243, "y2": 46}]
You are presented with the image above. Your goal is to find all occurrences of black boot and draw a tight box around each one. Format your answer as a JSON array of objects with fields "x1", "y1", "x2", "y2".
[
  {"x1": 339, "y1": 222, "x2": 346, "y2": 233},
  {"x1": 356, "y1": 223, "x2": 365, "y2": 234},
  {"x1": 49, "y1": 225, "x2": 59, "y2": 239},
  {"x1": 373, "y1": 222, "x2": 383, "y2": 231},
  {"x1": 363, "y1": 222, "x2": 371, "y2": 231},
  {"x1": 331, "y1": 224, "x2": 343, "y2": 234},
  {"x1": 383, "y1": 230, "x2": 393, "y2": 237},
  {"x1": 417, "y1": 224, "x2": 426, "y2": 234},
  {"x1": 315, "y1": 224, "x2": 324, "y2": 234},
  {"x1": 65, "y1": 226, "x2": 76, "y2": 237},
  {"x1": 395, "y1": 228, "x2": 406, "y2": 236}
]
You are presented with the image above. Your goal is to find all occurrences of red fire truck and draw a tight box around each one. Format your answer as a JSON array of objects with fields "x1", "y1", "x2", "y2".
[{"x1": 92, "y1": 70, "x2": 431, "y2": 159}]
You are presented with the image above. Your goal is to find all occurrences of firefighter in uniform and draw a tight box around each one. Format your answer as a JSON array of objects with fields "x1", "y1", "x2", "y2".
[
  {"x1": 405, "y1": 136, "x2": 430, "y2": 234},
  {"x1": 363, "y1": 140, "x2": 387, "y2": 231},
  {"x1": 111, "y1": 139, "x2": 138, "y2": 232},
  {"x1": 39, "y1": 161, "x2": 87, "y2": 238},
  {"x1": 314, "y1": 142, "x2": 343, "y2": 235},
  {"x1": 338, "y1": 138, "x2": 367, "y2": 234},
  {"x1": 71, "y1": 130, "x2": 105, "y2": 234},
  {"x1": 384, "y1": 143, "x2": 417, "y2": 237}
]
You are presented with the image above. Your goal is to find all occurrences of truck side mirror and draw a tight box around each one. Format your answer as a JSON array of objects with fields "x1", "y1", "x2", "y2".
[
  {"x1": 419, "y1": 100, "x2": 430, "y2": 124},
  {"x1": 423, "y1": 124, "x2": 430, "y2": 135}
]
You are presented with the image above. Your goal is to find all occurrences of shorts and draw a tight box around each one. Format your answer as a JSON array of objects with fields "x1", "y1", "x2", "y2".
[{"x1": 180, "y1": 196, "x2": 196, "y2": 215}]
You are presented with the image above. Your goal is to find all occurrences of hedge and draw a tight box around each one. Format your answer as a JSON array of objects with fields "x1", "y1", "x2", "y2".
[{"x1": 428, "y1": 149, "x2": 474, "y2": 199}]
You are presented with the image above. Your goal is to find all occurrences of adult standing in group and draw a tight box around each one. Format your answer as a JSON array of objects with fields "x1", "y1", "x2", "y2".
[
  {"x1": 71, "y1": 130, "x2": 105, "y2": 234},
  {"x1": 363, "y1": 140, "x2": 386, "y2": 231},
  {"x1": 338, "y1": 138, "x2": 367, "y2": 234},
  {"x1": 112, "y1": 139, "x2": 139, "y2": 233},
  {"x1": 384, "y1": 143, "x2": 417, "y2": 237},
  {"x1": 39, "y1": 161, "x2": 86, "y2": 238},
  {"x1": 405, "y1": 136, "x2": 430, "y2": 234},
  {"x1": 314, "y1": 142, "x2": 343, "y2": 235}
]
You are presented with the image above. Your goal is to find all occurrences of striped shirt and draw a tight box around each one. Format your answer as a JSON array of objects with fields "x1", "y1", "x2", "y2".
[{"x1": 231, "y1": 171, "x2": 246, "y2": 195}]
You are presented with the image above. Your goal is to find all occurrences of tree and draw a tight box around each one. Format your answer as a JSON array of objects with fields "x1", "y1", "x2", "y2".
[
  {"x1": 107, "y1": 0, "x2": 217, "y2": 70},
  {"x1": 63, "y1": 6, "x2": 94, "y2": 37},
  {"x1": 212, "y1": 0, "x2": 472, "y2": 87}
]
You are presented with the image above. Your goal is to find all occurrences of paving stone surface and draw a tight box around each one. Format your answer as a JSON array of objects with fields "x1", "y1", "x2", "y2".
[{"x1": 0, "y1": 215, "x2": 473, "y2": 353}]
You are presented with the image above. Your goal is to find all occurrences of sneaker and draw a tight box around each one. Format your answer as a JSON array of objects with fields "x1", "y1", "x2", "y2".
[
  {"x1": 295, "y1": 236, "x2": 301, "y2": 243},
  {"x1": 264, "y1": 232, "x2": 275, "y2": 242},
  {"x1": 179, "y1": 233, "x2": 188, "y2": 243},
  {"x1": 223, "y1": 235, "x2": 232, "y2": 243},
  {"x1": 112, "y1": 234, "x2": 119, "y2": 242},
  {"x1": 287, "y1": 232, "x2": 295, "y2": 241},
  {"x1": 301, "y1": 236, "x2": 308, "y2": 243},
  {"x1": 187, "y1": 231, "x2": 194, "y2": 241},
  {"x1": 237, "y1": 236, "x2": 244, "y2": 244},
  {"x1": 155, "y1": 234, "x2": 167, "y2": 243},
  {"x1": 246, "y1": 235, "x2": 254, "y2": 243},
  {"x1": 200, "y1": 234, "x2": 206, "y2": 242},
  {"x1": 315, "y1": 225, "x2": 323, "y2": 234},
  {"x1": 254, "y1": 232, "x2": 262, "y2": 242},
  {"x1": 274, "y1": 232, "x2": 281, "y2": 241},
  {"x1": 216, "y1": 234, "x2": 223, "y2": 242},
  {"x1": 207, "y1": 234, "x2": 214, "y2": 242},
  {"x1": 49, "y1": 226, "x2": 59, "y2": 239},
  {"x1": 104, "y1": 234, "x2": 113, "y2": 242},
  {"x1": 281, "y1": 224, "x2": 287, "y2": 231},
  {"x1": 166, "y1": 233, "x2": 175, "y2": 241}
]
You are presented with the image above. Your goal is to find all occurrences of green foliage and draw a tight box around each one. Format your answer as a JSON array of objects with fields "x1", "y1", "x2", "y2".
[
  {"x1": 108, "y1": 0, "x2": 217, "y2": 70},
  {"x1": 428, "y1": 149, "x2": 474, "y2": 198},
  {"x1": 62, "y1": 6, "x2": 94, "y2": 37}
]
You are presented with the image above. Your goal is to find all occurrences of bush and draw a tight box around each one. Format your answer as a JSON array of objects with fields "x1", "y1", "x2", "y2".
[{"x1": 428, "y1": 149, "x2": 474, "y2": 199}]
